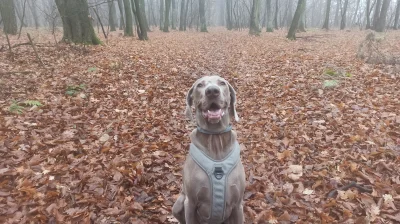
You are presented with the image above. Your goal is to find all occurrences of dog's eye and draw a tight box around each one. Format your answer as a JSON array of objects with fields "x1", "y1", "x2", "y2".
[
  {"x1": 219, "y1": 81, "x2": 226, "y2": 86},
  {"x1": 197, "y1": 83, "x2": 204, "y2": 88}
]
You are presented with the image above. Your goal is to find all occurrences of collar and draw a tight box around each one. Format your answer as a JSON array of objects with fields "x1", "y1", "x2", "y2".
[{"x1": 196, "y1": 124, "x2": 232, "y2": 135}]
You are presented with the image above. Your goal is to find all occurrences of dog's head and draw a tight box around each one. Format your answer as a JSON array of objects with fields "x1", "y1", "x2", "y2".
[{"x1": 185, "y1": 75, "x2": 239, "y2": 127}]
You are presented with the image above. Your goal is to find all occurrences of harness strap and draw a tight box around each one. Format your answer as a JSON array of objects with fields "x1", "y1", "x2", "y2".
[
  {"x1": 189, "y1": 141, "x2": 240, "y2": 223},
  {"x1": 196, "y1": 125, "x2": 232, "y2": 135}
]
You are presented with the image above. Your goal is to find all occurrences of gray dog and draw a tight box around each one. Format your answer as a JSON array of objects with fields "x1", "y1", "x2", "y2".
[{"x1": 172, "y1": 76, "x2": 246, "y2": 223}]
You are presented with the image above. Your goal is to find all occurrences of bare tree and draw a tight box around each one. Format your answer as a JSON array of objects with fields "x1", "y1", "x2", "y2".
[
  {"x1": 109, "y1": 1, "x2": 117, "y2": 31},
  {"x1": 226, "y1": 0, "x2": 233, "y2": 30},
  {"x1": 274, "y1": 0, "x2": 279, "y2": 29},
  {"x1": 132, "y1": 0, "x2": 148, "y2": 39},
  {"x1": 373, "y1": 0, "x2": 382, "y2": 29},
  {"x1": 265, "y1": 0, "x2": 273, "y2": 32},
  {"x1": 322, "y1": 0, "x2": 332, "y2": 29},
  {"x1": 117, "y1": 0, "x2": 125, "y2": 30},
  {"x1": 249, "y1": 0, "x2": 261, "y2": 35},
  {"x1": 375, "y1": 0, "x2": 391, "y2": 32},
  {"x1": 179, "y1": 0, "x2": 186, "y2": 30},
  {"x1": 340, "y1": 0, "x2": 349, "y2": 30},
  {"x1": 366, "y1": 0, "x2": 372, "y2": 29},
  {"x1": 395, "y1": 0, "x2": 400, "y2": 29},
  {"x1": 298, "y1": 0, "x2": 306, "y2": 32},
  {"x1": 171, "y1": 0, "x2": 176, "y2": 29},
  {"x1": 199, "y1": 0, "x2": 207, "y2": 32},
  {"x1": 334, "y1": 0, "x2": 341, "y2": 27},
  {"x1": 55, "y1": 0, "x2": 101, "y2": 44},
  {"x1": 123, "y1": 0, "x2": 134, "y2": 36},
  {"x1": 160, "y1": 0, "x2": 164, "y2": 30},
  {"x1": 163, "y1": 0, "x2": 171, "y2": 32},
  {"x1": 0, "y1": 0, "x2": 18, "y2": 35},
  {"x1": 287, "y1": 0, "x2": 306, "y2": 40}
]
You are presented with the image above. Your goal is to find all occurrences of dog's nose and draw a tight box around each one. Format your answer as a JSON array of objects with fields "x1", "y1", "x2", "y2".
[{"x1": 205, "y1": 86, "x2": 220, "y2": 98}]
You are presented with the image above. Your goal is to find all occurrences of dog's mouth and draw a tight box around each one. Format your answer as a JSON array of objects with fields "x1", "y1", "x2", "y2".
[{"x1": 202, "y1": 103, "x2": 225, "y2": 123}]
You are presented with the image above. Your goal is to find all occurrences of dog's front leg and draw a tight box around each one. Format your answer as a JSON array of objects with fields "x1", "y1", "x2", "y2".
[
  {"x1": 184, "y1": 197, "x2": 199, "y2": 224},
  {"x1": 172, "y1": 193, "x2": 186, "y2": 224},
  {"x1": 224, "y1": 205, "x2": 244, "y2": 224}
]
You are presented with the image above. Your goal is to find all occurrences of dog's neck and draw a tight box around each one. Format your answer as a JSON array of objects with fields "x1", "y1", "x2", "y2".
[{"x1": 190, "y1": 128, "x2": 237, "y2": 160}]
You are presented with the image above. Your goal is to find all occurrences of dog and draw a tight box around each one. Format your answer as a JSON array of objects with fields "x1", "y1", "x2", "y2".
[{"x1": 172, "y1": 75, "x2": 245, "y2": 223}]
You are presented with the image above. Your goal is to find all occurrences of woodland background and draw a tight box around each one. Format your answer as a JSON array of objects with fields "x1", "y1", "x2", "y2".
[{"x1": 0, "y1": 0, "x2": 400, "y2": 223}]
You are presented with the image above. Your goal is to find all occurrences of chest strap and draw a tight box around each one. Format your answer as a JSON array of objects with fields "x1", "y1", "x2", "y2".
[{"x1": 189, "y1": 141, "x2": 240, "y2": 223}]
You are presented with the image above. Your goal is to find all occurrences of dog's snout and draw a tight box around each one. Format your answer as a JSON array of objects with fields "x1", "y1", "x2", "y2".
[{"x1": 205, "y1": 86, "x2": 220, "y2": 98}]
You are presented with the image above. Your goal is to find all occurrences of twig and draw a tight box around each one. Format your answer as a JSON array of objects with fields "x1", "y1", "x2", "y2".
[
  {"x1": 0, "y1": 71, "x2": 35, "y2": 76},
  {"x1": 11, "y1": 42, "x2": 31, "y2": 48},
  {"x1": 5, "y1": 32, "x2": 14, "y2": 61},
  {"x1": 327, "y1": 181, "x2": 373, "y2": 198},
  {"x1": 92, "y1": 8, "x2": 107, "y2": 39},
  {"x1": 18, "y1": 0, "x2": 28, "y2": 39},
  {"x1": 27, "y1": 33, "x2": 45, "y2": 67}
]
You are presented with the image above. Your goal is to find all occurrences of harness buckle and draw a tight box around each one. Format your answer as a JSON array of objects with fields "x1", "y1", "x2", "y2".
[{"x1": 214, "y1": 167, "x2": 224, "y2": 180}]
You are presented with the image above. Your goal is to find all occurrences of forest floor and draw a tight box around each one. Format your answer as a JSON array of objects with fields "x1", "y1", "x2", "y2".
[{"x1": 0, "y1": 28, "x2": 399, "y2": 223}]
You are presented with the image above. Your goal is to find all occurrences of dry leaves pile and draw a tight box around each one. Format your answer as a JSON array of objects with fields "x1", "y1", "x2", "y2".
[{"x1": 0, "y1": 28, "x2": 399, "y2": 223}]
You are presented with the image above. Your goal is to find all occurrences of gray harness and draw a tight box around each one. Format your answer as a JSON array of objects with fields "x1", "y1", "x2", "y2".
[{"x1": 189, "y1": 141, "x2": 240, "y2": 223}]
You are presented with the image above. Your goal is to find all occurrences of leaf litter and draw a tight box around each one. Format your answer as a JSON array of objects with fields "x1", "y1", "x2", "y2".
[{"x1": 0, "y1": 28, "x2": 399, "y2": 223}]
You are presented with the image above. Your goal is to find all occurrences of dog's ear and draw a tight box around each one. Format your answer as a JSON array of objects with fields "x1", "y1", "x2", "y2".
[
  {"x1": 228, "y1": 82, "x2": 240, "y2": 122},
  {"x1": 184, "y1": 84, "x2": 195, "y2": 120}
]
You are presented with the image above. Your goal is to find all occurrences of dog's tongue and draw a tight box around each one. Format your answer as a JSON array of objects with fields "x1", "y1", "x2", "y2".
[{"x1": 203, "y1": 109, "x2": 224, "y2": 119}]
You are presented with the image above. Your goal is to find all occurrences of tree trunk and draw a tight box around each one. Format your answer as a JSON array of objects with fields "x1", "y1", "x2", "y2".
[
  {"x1": 199, "y1": 0, "x2": 207, "y2": 32},
  {"x1": 160, "y1": 0, "x2": 164, "y2": 30},
  {"x1": 117, "y1": 0, "x2": 125, "y2": 30},
  {"x1": 171, "y1": 0, "x2": 176, "y2": 29},
  {"x1": 274, "y1": 0, "x2": 278, "y2": 29},
  {"x1": 55, "y1": 0, "x2": 100, "y2": 44},
  {"x1": 109, "y1": 1, "x2": 117, "y2": 31},
  {"x1": 395, "y1": 0, "x2": 400, "y2": 29},
  {"x1": 28, "y1": 1, "x2": 40, "y2": 29},
  {"x1": 132, "y1": 0, "x2": 148, "y2": 39},
  {"x1": 249, "y1": 0, "x2": 261, "y2": 35},
  {"x1": 163, "y1": 0, "x2": 171, "y2": 32},
  {"x1": 139, "y1": 0, "x2": 150, "y2": 31},
  {"x1": 375, "y1": 0, "x2": 391, "y2": 32},
  {"x1": 287, "y1": 0, "x2": 305, "y2": 40},
  {"x1": 322, "y1": 0, "x2": 332, "y2": 29},
  {"x1": 179, "y1": 0, "x2": 185, "y2": 30},
  {"x1": 298, "y1": 0, "x2": 306, "y2": 32},
  {"x1": 265, "y1": 0, "x2": 273, "y2": 32},
  {"x1": 351, "y1": 0, "x2": 361, "y2": 25},
  {"x1": 366, "y1": 0, "x2": 372, "y2": 29},
  {"x1": 226, "y1": 0, "x2": 233, "y2": 30},
  {"x1": 334, "y1": 0, "x2": 341, "y2": 27},
  {"x1": 123, "y1": 0, "x2": 134, "y2": 36},
  {"x1": 184, "y1": 0, "x2": 189, "y2": 30},
  {"x1": 340, "y1": 0, "x2": 349, "y2": 30},
  {"x1": 373, "y1": 0, "x2": 382, "y2": 29},
  {"x1": 0, "y1": 0, "x2": 18, "y2": 35}
]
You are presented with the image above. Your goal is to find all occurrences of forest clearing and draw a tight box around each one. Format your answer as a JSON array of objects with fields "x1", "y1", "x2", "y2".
[{"x1": 1, "y1": 0, "x2": 400, "y2": 223}]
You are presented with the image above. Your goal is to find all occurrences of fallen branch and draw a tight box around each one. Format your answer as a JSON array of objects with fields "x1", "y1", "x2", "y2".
[
  {"x1": 27, "y1": 33, "x2": 45, "y2": 67},
  {"x1": 327, "y1": 181, "x2": 373, "y2": 198},
  {"x1": 0, "y1": 71, "x2": 35, "y2": 76},
  {"x1": 5, "y1": 32, "x2": 14, "y2": 61}
]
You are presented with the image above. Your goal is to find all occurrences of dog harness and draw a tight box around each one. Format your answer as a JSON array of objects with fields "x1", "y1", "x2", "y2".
[{"x1": 189, "y1": 141, "x2": 240, "y2": 223}]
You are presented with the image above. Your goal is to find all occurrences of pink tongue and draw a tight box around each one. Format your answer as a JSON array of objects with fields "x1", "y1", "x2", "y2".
[{"x1": 205, "y1": 109, "x2": 223, "y2": 119}]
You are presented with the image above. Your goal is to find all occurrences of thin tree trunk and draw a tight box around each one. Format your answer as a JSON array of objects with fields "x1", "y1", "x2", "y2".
[
  {"x1": 109, "y1": 1, "x2": 117, "y2": 31},
  {"x1": 18, "y1": 0, "x2": 27, "y2": 39},
  {"x1": 351, "y1": 0, "x2": 361, "y2": 25},
  {"x1": 334, "y1": 0, "x2": 341, "y2": 27},
  {"x1": 117, "y1": 0, "x2": 125, "y2": 30},
  {"x1": 265, "y1": 0, "x2": 273, "y2": 32},
  {"x1": 199, "y1": 0, "x2": 207, "y2": 32},
  {"x1": 375, "y1": 0, "x2": 391, "y2": 32},
  {"x1": 373, "y1": 0, "x2": 382, "y2": 29},
  {"x1": 249, "y1": 0, "x2": 261, "y2": 35},
  {"x1": 184, "y1": 0, "x2": 190, "y2": 30},
  {"x1": 0, "y1": 0, "x2": 18, "y2": 35},
  {"x1": 394, "y1": 0, "x2": 400, "y2": 29},
  {"x1": 132, "y1": 0, "x2": 148, "y2": 39},
  {"x1": 163, "y1": 0, "x2": 171, "y2": 32},
  {"x1": 179, "y1": 0, "x2": 185, "y2": 30},
  {"x1": 322, "y1": 0, "x2": 332, "y2": 29},
  {"x1": 55, "y1": 0, "x2": 101, "y2": 45},
  {"x1": 139, "y1": 0, "x2": 150, "y2": 31},
  {"x1": 340, "y1": 0, "x2": 349, "y2": 30},
  {"x1": 28, "y1": 1, "x2": 40, "y2": 29},
  {"x1": 274, "y1": 0, "x2": 278, "y2": 29},
  {"x1": 123, "y1": 0, "x2": 134, "y2": 36},
  {"x1": 160, "y1": 0, "x2": 164, "y2": 30},
  {"x1": 287, "y1": 0, "x2": 305, "y2": 40},
  {"x1": 366, "y1": 0, "x2": 372, "y2": 29},
  {"x1": 226, "y1": 0, "x2": 233, "y2": 30},
  {"x1": 171, "y1": 0, "x2": 176, "y2": 29},
  {"x1": 298, "y1": 0, "x2": 306, "y2": 32}
]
